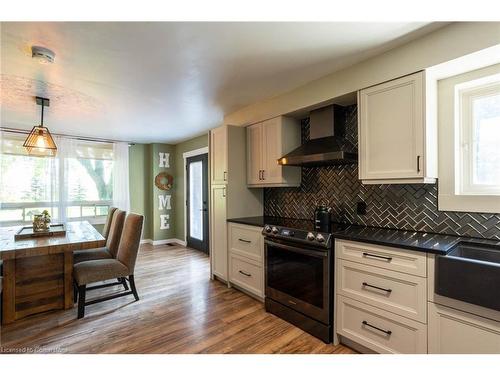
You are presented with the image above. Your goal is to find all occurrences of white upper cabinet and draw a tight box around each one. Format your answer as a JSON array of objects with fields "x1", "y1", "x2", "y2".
[
  {"x1": 358, "y1": 71, "x2": 437, "y2": 184},
  {"x1": 210, "y1": 125, "x2": 228, "y2": 185},
  {"x1": 247, "y1": 116, "x2": 301, "y2": 187},
  {"x1": 246, "y1": 123, "x2": 263, "y2": 185}
]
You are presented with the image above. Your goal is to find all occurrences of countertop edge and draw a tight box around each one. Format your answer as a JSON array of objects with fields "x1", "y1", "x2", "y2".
[
  {"x1": 226, "y1": 217, "x2": 264, "y2": 227},
  {"x1": 331, "y1": 233, "x2": 449, "y2": 255}
]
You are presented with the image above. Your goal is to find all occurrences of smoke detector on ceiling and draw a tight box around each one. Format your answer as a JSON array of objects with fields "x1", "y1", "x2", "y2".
[{"x1": 31, "y1": 46, "x2": 55, "y2": 64}]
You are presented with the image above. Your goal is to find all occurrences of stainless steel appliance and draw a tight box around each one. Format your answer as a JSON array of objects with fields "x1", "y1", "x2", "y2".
[
  {"x1": 262, "y1": 219, "x2": 344, "y2": 343},
  {"x1": 277, "y1": 104, "x2": 357, "y2": 167}
]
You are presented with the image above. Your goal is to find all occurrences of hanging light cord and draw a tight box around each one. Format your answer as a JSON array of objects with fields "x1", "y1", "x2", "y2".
[{"x1": 40, "y1": 101, "x2": 44, "y2": 126}]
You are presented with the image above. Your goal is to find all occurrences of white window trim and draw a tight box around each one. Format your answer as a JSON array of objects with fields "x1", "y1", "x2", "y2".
[
  {"x1": 456, "y1": 76, "x2": 500, "y2": 196},
  {"x1": 438, "y1": 64, "x2": 500, "y2": 214},
  {"x1": 0, "y1": 200, "x2": 112, "y2": 227}
]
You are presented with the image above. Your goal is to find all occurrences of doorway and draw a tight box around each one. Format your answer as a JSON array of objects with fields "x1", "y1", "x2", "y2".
[{"x1": 186, "y1": 153, "x2": 209, "y2": 253}]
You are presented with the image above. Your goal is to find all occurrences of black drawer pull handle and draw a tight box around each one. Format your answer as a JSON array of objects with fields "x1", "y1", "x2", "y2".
[
  {"x1": 238, "y1": 238, "x2": 252, "y2": 243},
  {"x1": 362, "y1": 320, "x2": 392, "y2": 335},
  {"x1": 239, "y1": 270, "x2": 252, "y2": 277},
  {"x1": 362, "y1": 252, "x2": 393, "y2": 261},
  {"x1": 362, "y1": 282, "x2": 392, "y2": 293}
]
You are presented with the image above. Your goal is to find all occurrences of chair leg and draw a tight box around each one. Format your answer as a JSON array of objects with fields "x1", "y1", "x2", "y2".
[
  {"x1": 73, "y1": 283, "x2": 78, "y2": 304},
  {"x1": 129, "y1": 275, "x2": 139, "y2": 301},
  {"x1": 120, "y1": 277, "x2": 129, "y2": 291},
  {"x1": 77, "y1": 285, "x2": 87, "y2": 319}
]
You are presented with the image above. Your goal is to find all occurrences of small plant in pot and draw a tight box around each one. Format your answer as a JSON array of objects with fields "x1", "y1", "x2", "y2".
[{"x1": 33, "y1": 210, "x2": 51, "y2": 232}]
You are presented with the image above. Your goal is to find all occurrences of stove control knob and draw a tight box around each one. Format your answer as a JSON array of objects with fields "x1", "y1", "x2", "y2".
[
  {"x1": 316, "y1": 233, "x2": 325, "y2": 243},
  {"x1": 271, "y1": 226, "x2": 279, "y2": 234},
  {"x1": 264, "y1": 225, "x2": 272, "y2": 233},
  {"x1": 306, "y1": 232, "x2": 316, "y2": 241}
]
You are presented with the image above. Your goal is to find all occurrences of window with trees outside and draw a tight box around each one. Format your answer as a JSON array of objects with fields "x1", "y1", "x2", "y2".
[{"x1": 0, "y1": 133, "x2": 114, "y2": 225}]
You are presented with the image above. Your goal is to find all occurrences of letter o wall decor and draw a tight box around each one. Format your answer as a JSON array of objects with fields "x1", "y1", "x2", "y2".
[{"x1": 155, "y1": 172, "x2": 174, "y2": 191}]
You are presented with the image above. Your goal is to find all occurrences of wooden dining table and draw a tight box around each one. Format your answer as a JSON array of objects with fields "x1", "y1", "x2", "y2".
[{"x1": 0, "y1": 221, "x2": 105, "y2": 324}]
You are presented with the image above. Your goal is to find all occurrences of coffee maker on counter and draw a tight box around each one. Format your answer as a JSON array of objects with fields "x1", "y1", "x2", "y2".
[{"x1": 314, "y1": 200, "x2": 332, "y2": 233}]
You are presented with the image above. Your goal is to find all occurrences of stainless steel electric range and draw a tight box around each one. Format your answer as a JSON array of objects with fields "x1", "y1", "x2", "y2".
[{"x1": 262, "y1": 218, "x2": 346, "y2": 343}]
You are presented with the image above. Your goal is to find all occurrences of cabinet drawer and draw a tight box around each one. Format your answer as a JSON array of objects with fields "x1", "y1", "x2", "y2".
[
  {"x1": 337, "y1": 296, "x2": 427, "y2": 354},
  {"x1": 428, "y1": 302, "x2": 500, "y2": 354},
  {"x1": 228, "y1": 224, "x2": 263, "y2": 262},
  {"x1": 229, "y1": 254, "x2": 263, "y2": 298},
  {"x1": 337, "y1": 259, "x2": 427, "y2": 323},
  {"x1": 336, "y1": 240, "x2": 426, "y2": 277}
]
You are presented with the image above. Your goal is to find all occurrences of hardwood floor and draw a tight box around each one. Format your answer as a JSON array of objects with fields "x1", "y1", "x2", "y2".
[{"x1": 0, "y1": 244, "x2": 356, "y2": 354}]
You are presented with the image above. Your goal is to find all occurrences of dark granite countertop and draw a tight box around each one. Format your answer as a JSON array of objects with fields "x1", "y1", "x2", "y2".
[
  {"x1": 333, "y1": 225, "x2": 453, "y2": 255},
  {"x1": 227, "y1": 216, "x2": 500, "y2": 255},
  {"x1": 227, "y1": 216, "x2": 266, "y2": 227}
]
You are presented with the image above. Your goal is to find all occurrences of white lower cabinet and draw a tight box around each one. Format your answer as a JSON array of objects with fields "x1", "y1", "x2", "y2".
[
  {"x1": 335, "y1": 239, "x2": 428, "y2": 353},
  {"x1": 337, "y1": 296, "x2": 428, "y2": 354},
  {"x1": 228, "y1": 223, "x2": 264, "y2": 299},
  {"x1": 337, "y1": 259, "x2": 427, "y2": 323},
  {"x1": 428, "y1": 302, "x2": 500, "y2": 354},
  {"x1": 229, "y1": 254, "x2": 263, "y2": 298}
]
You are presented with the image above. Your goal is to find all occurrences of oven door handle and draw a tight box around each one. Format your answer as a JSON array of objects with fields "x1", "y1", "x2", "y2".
[{"x1": 264, "y1": 240, "x2": 327, "y2": 257}]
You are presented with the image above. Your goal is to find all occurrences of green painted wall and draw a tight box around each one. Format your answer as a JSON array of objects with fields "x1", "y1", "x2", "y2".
[
  {"x1": 126, "y1": 134, "x2": 208, "y2": 242},
  {"x1": 173, "y1": 134, "x2": 209, "y2": 240}
]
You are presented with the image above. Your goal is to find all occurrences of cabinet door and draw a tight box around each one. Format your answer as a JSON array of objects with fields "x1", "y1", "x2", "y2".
[
  {"x1": 210, "y1": 126, "x2": 227, "y2": 185},
  {"x1": 359, "y1": 72, "x2": 424, "y2": 180},
  {"x1": 246, "y1": 123, "x2": 263, "y2": 185},
  {"x1": 262, "y1": 117, "x2": 283, "y2": 184},
  {"x1": 210, "y1": 185, "x2": 227, "y2": 280},
  {"x1": 428, "y1": 302, "x2": 500, "y2": 354}
]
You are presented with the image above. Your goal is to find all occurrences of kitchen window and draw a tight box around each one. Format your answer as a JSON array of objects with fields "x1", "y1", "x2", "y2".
[
  {"x1": 456, "y1": 74, "x2": 500, "y2": 195},
  {"x1": 0, "y1": 133, "x2": 128, "y2": 225},
  {"x1": 438, "y1": 65, "x2": 500, "y2": 214}
]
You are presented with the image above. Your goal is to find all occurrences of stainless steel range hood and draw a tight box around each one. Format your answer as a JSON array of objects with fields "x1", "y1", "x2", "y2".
[{"x1": 277, "y1": 104, "x2": 357, "y2": 167}]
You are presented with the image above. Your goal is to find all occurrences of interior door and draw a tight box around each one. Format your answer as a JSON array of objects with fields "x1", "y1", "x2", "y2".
[{"x1": 186, "y1": 154, "x2": 209, "y2": 253}]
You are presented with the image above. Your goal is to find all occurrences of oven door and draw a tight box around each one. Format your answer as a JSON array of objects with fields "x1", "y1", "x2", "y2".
[{"x1": 265, "y1": 239, "x2": 331, "y2": 324}]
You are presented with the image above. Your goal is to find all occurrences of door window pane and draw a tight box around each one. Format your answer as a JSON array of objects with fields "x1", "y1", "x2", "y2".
[{"x1": 189, "y1": 161, "x2": 203, "y2": 240}]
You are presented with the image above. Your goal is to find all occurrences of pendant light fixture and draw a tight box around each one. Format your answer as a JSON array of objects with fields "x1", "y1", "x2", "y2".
[{"x1": 23, "y1": 96, "x2": 58, "y2": 156}]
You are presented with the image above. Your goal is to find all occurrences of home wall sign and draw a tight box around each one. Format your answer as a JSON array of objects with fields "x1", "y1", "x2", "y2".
[{"x1": 157, "y1": 152, "x2": 172, "y2": 231}]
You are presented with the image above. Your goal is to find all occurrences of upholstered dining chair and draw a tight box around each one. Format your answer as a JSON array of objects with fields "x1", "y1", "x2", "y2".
[
  {"x1": 101, "y1": 207, "x2": 117, "y2": 239},
  {"x1": 73, "y1": 213, "x2": 144, "y2": 319},
  {"x1": 73, "y1": 209, "x2": 126, "y2": 264}
]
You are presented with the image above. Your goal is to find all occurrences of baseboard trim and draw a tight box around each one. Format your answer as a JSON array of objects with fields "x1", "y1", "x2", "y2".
[{"x1": 140, "y1": 238, "x2": 187, "y2": 246}]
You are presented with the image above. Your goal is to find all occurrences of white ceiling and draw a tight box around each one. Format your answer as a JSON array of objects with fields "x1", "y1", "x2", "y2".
[{"x1": 1, "y1": 22, "x2": 444, "y2": 144}]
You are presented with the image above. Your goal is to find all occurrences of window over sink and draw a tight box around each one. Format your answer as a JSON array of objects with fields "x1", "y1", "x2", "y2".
[
  {"x1": 456, "y1": 73, "x2": 500, "y2": 195},
  {"x1": 438, "y1": 64, "x2": 500, "y2": 214}
]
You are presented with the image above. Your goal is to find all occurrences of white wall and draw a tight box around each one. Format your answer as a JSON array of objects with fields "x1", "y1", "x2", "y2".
[{"x1": 223, "y1": 22, "x2": 500, "y2": 127}]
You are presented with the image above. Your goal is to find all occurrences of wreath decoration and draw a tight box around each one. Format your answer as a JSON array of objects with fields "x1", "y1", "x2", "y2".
[{"x1": 155, "y1": 172, "x2": 174, "y2": 190}]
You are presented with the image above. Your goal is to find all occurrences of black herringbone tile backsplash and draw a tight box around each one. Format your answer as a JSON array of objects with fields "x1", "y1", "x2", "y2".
[{"x1": 264, "y1": 105, "x2": 500, "y2": 239}]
